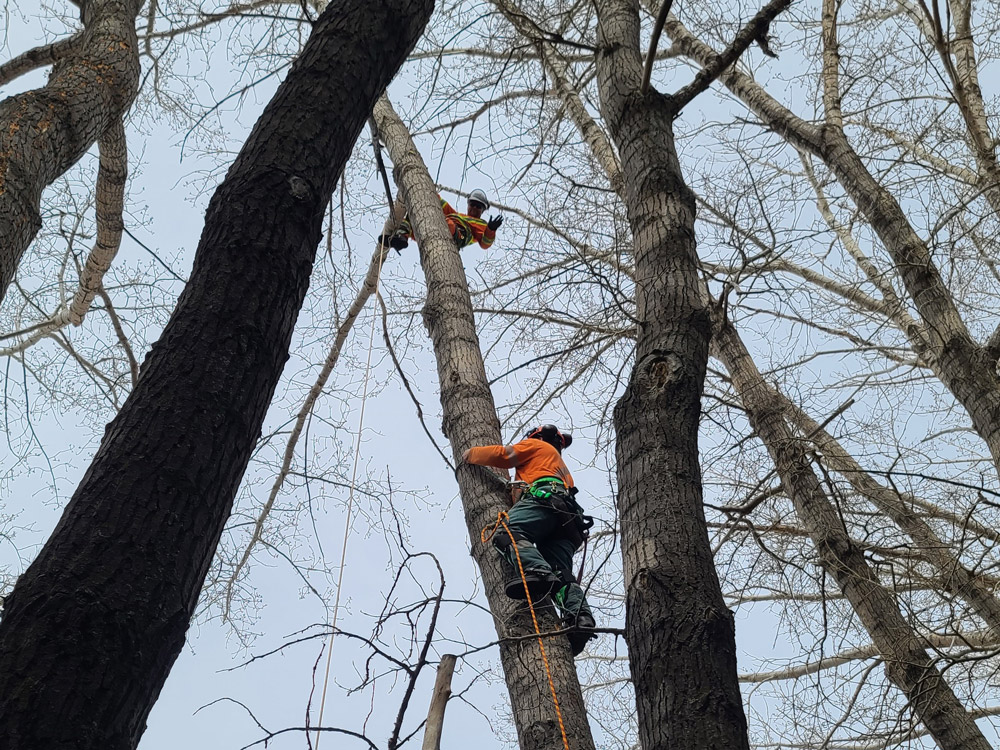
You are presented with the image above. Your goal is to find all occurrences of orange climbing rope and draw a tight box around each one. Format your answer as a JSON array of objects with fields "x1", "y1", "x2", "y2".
[{"x1": 481, "y1": 511, "x2": 571, "y2": 750}]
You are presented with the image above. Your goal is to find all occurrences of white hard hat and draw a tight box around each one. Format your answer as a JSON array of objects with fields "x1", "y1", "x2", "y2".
[{"x1": 468, "y1": 189, "x2": 490, "y2": 209}]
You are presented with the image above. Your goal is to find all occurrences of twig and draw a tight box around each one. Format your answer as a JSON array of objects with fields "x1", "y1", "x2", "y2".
[{"x1": 377, "y1": 291, "x2": 455, "y2": 469}]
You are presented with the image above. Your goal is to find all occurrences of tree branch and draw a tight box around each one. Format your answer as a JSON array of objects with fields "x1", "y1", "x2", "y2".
[
  {"x1": 70, "y1": 119, "x2": 128, "y2": 324},
  {"x1": 671, "y1": 0, "x2": 791, "y2": 111},
  {"x1": 640, "y1": 0, "x2": 675, "y2": 95},
  {"x1": 97, "y1": 284, "x2": 139, "y2": 386},
  {"x1": 223, "y1": 210, "x2": 400, "y2": 619},
  {"x1": 739, "y1": 629, "x2": 995, "y2": 683},
  {"x1": 0, "y1": 34, "x2": 83, "y2": 87}
]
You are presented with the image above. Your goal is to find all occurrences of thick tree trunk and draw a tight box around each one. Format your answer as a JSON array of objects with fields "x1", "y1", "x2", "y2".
[
  {"x1": 372, "y1": 93, "x2": 596, "y2": 750},
  {"x1": 0, "y1": 1, "x2": 432, "y2": 748},
  {"x1": 714, "y1": 316, "x2": 993, "y2": 750},
  {"x1": 0, "y1": 0, "x2": 143, "y2": 304},
  {"x1": 595, "y1": 1, "x2": 751, "y2": 747}
]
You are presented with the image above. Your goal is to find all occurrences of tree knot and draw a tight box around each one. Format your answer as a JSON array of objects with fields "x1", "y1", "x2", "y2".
[
  {"x1": 287, "y1": 175, "x2": 313, "y2": 201},
  {"x1": 640, "y1": 350, "x2": 683, "y2": 389}
]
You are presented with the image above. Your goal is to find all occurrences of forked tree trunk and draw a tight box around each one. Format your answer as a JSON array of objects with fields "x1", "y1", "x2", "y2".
[
  {"x1": 714, "y1": 315, "x2": 993, "y2": 750},
  {"x1": 0, "y1": 1, "x2": 432, "y2": 747},
  {"x1": 373, "y1": 93, "x2": 596, "y2": 750},
  {"x1": 595, "y1": 0, "x2": 751, "y2": 747},
  {"x1": 0, "y1": 0, "x2": 143, "y2": 303}
]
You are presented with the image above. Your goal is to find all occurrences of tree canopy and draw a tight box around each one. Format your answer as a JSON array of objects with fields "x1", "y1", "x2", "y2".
[{"x1": 3, "y1": 0, "x2": 1000, "y2": 748}]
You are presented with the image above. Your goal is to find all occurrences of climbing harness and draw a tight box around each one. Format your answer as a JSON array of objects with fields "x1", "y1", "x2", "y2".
[
  {"x1": 505, "y1": 478, "x2": 529, "y2": 505},
  {"x1": 481, "y1": 511, "x2": 572, "y2": 750},
  {"x1": 526, "y1": 478, "x2": 594, "y2": 548}
]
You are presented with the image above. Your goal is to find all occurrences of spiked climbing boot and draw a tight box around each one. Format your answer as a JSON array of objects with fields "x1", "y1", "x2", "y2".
[{"x1": 504, "y1": 567, "x2": 560, "y2": 600}]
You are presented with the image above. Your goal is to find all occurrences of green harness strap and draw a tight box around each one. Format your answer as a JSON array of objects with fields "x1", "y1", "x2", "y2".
[{"x1": 528, "y1": 477, "x2": 566, "y2": 499}]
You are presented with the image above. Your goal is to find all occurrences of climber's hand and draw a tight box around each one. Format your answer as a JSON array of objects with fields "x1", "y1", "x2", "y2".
[{"x1": 487, "y1": 215, "x2": 503, "y2": 231}]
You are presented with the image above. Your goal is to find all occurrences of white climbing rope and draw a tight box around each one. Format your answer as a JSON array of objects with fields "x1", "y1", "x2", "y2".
[{"x1": 313, "y1": 244, "x2": 387, "y2": 749}]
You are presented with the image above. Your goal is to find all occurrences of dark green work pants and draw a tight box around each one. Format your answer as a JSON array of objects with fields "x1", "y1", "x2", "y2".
[{"x1": 500, "y1": 493, "x2": 592, "y2": 621}]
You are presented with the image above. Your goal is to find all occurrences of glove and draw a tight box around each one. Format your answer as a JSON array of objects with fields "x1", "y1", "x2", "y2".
[
  {"x1": 378, "y1": 233, "x2": 408, "y2": 251},
  {"x1": 487, "y1": 214, "x2": 503, "y2": 231}
]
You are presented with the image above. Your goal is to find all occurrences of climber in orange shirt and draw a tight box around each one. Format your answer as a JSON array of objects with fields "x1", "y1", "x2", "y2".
[
  {"x1": 463, "y1": 424, "x2": 597, "y2": 656},
  {"x1": 381, "y1": 190, "x2": 502, "y2": 251}
]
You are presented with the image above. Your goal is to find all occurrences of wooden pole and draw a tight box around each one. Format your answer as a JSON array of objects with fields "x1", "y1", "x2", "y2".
[{"x1": 421, "y1": 655, "x2": 457, "y2": 750}]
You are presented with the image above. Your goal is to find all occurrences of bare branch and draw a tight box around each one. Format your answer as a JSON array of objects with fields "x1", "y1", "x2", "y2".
[
  {"x1": 740, "y1": 629, "x2": 996, "y2": 683},
  {"x1": 69, "y1": 119, "x2": 128, "y2": 324},
  {"x1": 639, "y1": 0, "x2": 674, "y2": 95},
  {"x1": 97, "y1": 284, "x2": 139, "y2": 386},
  {"x1": 0, "y1": 34, "x2": 83, "y2": 87},
  {"x1": 820, "y1": 0, "x2": 844, "y2": 127},
  {"x1": 223, "y1": 228, "x2": 397, "y2": 618},
  {"x1": 672, "y1": 0, "x2": 792, "y2": 112}
]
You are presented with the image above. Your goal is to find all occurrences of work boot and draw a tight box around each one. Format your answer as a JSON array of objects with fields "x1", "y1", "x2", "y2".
[
  {"x1": 504, "y1": 568, "x2": 560, "y2": 600},
  {"x1": 565, "y1": 611, "x2": 597, "y2": 656}
]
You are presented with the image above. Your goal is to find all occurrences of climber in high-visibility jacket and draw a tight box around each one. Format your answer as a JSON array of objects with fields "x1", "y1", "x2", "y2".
[
  {"x1": 381, "y1": 189, "x2": 503, "y2": 251},
  {"x1": 463, "y1": 424, "x2": 597, "y2": 656}
]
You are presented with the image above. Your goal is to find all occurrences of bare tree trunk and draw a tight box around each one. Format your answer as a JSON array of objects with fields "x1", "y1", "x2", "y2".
[
  {"x1": 595, "y1": 0, "x2": 755, "y2": 746},
  {"x1": 373, "y1": 93, "x2": 596, "y2": 750},
  {"x1": 713, "y1": 314, "x2": 994, "y2": 750},
  {"x1": 481, "y1": 10, "x2": 755, "y2": 741},
  {"x1": 0, "y1": 0, "x2": 143, "y2": 304},
  {"x1": 421, "y1": 654, "x2": 456, "y2": 750},
  {"x1": 0, "y1": 1, "x2": 432, "y2": 747}
]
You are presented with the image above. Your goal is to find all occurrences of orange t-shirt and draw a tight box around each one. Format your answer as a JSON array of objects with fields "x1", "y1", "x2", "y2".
[{"x1": 466, "y1": 438, "x2": 574, "y2": 488}]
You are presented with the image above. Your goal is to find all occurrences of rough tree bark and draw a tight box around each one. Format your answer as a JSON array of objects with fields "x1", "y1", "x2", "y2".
[
  {"x1": 0, "y1": 0, "x2": 433, "y2": 747},
  {"x1": 594, "y1": 0, "x2": 787, "y2": 746},
  {"x1": 0, "y1": 118, "x2": 130, "y2": 355},
  {"x1": 373, "y1": 93, "x2": 596, "y2": 750},
  {"x1": 0, "y1": 0, "x2": 143, "y2": 304},
  {"x1": 713, "y1": 314, "x2": 993, "y2": 750}
]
